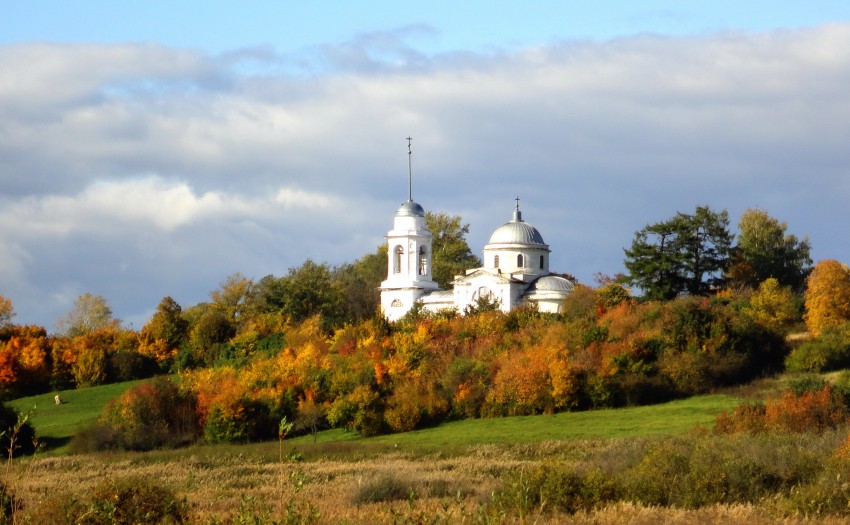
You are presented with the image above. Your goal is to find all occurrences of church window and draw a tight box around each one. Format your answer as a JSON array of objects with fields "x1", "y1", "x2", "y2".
[
  {"x1": 418, "y1": 246, "x2": 428, "y2": 275},
  {"x1": 517, "y1": 254, "x2": 524, "y2": 267},
  {"x1": 494, "y1": 255, "x2": 500, "y2": 268},
  {"x1": 539, "y1": 255, "x2": 544, "y2": 269},
  {"x1": 393, "y1": 245, "x2": 404, "y2": 274}
]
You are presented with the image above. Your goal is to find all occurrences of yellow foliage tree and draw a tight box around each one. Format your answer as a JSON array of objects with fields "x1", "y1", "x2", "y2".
[
  {"x1": 744, "y1": 278, "x2": 799, "y2": 333},
  {"x1": 804, "y1": 260, "x2": 850, "y2": 336}
]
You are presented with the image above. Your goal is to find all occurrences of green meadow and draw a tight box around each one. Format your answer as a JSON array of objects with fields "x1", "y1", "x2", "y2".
[
  {"x1": 8, "y1": 380, "x2": 145, "y2": 453},
  {"x1": 8, "y1": 378, "x2": 738, "y2": 455}
]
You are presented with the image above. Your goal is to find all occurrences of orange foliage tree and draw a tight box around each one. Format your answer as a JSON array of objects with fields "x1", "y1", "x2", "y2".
[{"x1": 804, "y1": 259, "x2": 850, "y2": 336}]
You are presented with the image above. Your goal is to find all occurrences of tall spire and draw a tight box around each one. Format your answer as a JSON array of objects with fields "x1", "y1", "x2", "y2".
[
  {"x1": 407, "y1": 136, "x2": 413, "y2": 201},
  {"x1": 513, "y1": 196, "x2": 522, "y2": 222}
]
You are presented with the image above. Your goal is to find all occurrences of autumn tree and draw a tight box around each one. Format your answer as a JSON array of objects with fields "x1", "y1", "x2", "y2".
[
  {"x1": 729, "y1": 208, "x2": 812, "y2": 290},
  {"x1": 210, "y1": 273, "x2": 256, "y2": 325},
  {"x1": 139, "y1": 296, "x2": 188, "y2": 367},
  {"x1": 426, "y1": 212, "x2": 481, "y2": 289},
  {"x1": 624, "y1": 206, "x2": 732, "y2": 300},
  {"x1": 743, "y1": 278, "x2": 799, "y2": 333},
  {"x1": 0, "y1": 295, "x2": 13, "y2": 329},
  {"x1": 804, "y1": 260, "x2": 850, "y2": 336},
  {"x1": 58, "y1": 293, "x2": 118, "y2": 337}
]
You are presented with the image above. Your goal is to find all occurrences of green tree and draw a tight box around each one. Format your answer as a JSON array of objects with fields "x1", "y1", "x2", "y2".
[
  {"x1": 729, "y1": 208, "x2": 812, "y2": 290},
  {"x1": 624, "y1": 206, "x2": 732, "y2": 300},
  {"x1": 426, "y1": 211, "x2": 481, "y2": 289},
  {"x1": 58, "y1": 293, "x2": 118, "y2": 337},
  {"x1": 185, "y1": 304, "x2": 236, "y2": 367},
  {"x1": 257, "y1": 260, "x2": 346, "y2": 330},
  {"x1": 333, "y1": 245, "x2": 387, "y2": 322}
]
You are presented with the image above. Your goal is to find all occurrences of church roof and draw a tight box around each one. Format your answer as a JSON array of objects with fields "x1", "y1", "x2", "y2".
[
  {"x1": 487, "y1": 206, "x2": 547, "y2": 247},
  {"x1": 395, "y1": 199, "x2": 425, "y2": 217},
  {"x1": 527, "y1": 275, "x2": 574, "y2": 293}
]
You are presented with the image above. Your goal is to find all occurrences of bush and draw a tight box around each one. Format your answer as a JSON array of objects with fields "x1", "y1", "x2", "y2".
[
  {"x1": 764, "y1": 386, "x2": 848, "y2": 433},
  {"x1": 618, "y1": 434, "x2": 825, "y2": 509},
  {"x1": 716, "y1": 386, "x2": 848, "y2": 435},
  {"x1": 788, "y1": 374, "x2": 828, "y2": 395},
  {"x1": 351, "y1": 474, "x2": 414, "y2": 504},
  {"x1": 0, "y1": 402, "x2": 35, "y2": 458},
  {"x1": 108, "y1": 351, "x2": 157, "y2": 382},
  {"x1": 69, "y1": 423, "x2": 120, "y2": 454},
  {"x1": 203, "y1": 398, "x2": 277, "y2": 444},
  {"x1": 73, "y1": 377, "x2": 198, "y2": 452},
  {"x1": 60, "y1": 477, "x2": 188, "y2": 524},
  {"x1": 785, "y1": 326, "x2": 850, "y2": 373},
  {"x1": 498, "y1": 464, "x2": 616, "y2": 514},
  {"x1": 0, "y1": 481, "x2": 19, "y2": 524}
]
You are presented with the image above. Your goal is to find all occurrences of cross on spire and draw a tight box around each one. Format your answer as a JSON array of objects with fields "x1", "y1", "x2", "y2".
[
  {"x1": 407, "y1": 137, "x2": 413, "y2": 201},
  {"x1": 515, "y1": 196, "x2": 520, "y2": 211}
]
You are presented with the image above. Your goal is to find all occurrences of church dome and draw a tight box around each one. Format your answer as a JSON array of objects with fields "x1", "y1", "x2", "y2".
[
  {"x1": 488, "y1": 207, "x2": 546, "y2": 246},
  {"x1": 395, "y1": 199, "x2": 425, "y2": 217},
  {"x1": 527, "y1": 275, "x2": 574, "y2": 293}
]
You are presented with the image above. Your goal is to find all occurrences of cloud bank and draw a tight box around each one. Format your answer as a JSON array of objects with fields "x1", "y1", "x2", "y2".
[{"x1": 2, "y1": 24, "x2": 849, "y2": 328}]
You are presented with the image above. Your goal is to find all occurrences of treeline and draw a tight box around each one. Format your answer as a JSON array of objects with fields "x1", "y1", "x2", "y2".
[
  {"x1": 71, "y1": 281, "x2": 797, "y2": 451},
  {"x1": 6, "y1": 205, "x2": 850, "y2": 452}
]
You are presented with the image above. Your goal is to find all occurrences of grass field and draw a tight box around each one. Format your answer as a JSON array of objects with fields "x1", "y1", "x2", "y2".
[
  {"x1": 7, "y1": 377, "x2": 739, "y2": 455},
  {"x1": 7, "y1": 380, "x2": 145, "y2": 453},
  {"x1": 296, "y1": 393, "x2": 740, "y2": 450},
  {"x1": 5, "y1": 376, "x2": 849, "y2": 523}
]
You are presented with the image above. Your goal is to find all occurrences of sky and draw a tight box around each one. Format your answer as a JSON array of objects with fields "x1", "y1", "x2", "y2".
[{"x1": 2, "y1": 2, "x2": 850, "y2": 330}]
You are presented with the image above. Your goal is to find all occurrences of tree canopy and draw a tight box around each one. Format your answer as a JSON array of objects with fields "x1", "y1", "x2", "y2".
[
  {"x1": 426, "y1": 211, "x2": 481, "y2": 289},
  {"x1": 0, "y1": 295, "x2": 13, "y2": 329},
  {"x1": 624, "y1": 206, "x2": 732, "y2": 300},
  {"x1": 804, "y1": 259, "x2": 850, "y2": 336},
  {"x1": 58, "y1": 293, "x2": 118, "y2": 337},
  {"x1": 332, "y1": 245, "x2": 387, "y2": 322},
  {"x1": 729, "y1": 208, "x2": 812, "y2": 290},
  {"x1": 256, "y1": 260, "x2": 346, "y2": 330}
]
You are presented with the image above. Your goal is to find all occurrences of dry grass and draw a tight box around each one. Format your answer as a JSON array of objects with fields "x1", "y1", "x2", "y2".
[{"x1": 0, "y1": 438, "x2": 845, "y2": 524}]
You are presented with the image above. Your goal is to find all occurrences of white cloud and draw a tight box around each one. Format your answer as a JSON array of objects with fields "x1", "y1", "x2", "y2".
[{"x1": 2, "y1": 25, "x2": 850, "y2": 326}]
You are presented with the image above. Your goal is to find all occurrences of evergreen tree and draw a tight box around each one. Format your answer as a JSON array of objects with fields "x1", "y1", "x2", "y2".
[{"x1": 624, "y1": 206, "x2": 732, "y2": 300}]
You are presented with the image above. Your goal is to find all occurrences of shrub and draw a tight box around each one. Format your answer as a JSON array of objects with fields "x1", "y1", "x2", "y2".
[
  {"x1": 0, "y1": 402, "x2": 35, "y2": 457},
  {"x1": 788, "y1": 374, "x2": 828, "y2": 395},
  {"x1": 716, "y1": 386, "x2": 848, "y2": 435},
  {"x1": 0, "y1": 481, "x2": 19, "y2": 524},
  {"x1": 499, "y1": 464, "x2": 616, "y2": 514},
  {"x1": 351, "y1": 474, "x2": 414, "y2": 504},
  {"x1": 764, "y1": 386, "x2": 848, "y2": 433},
  {"x1": 714, "y1": 402, "x2": 767, "y2": 434},
  {"x1": 108, "y1": 350, "x2": 158, "y2": 382},
  {"x1": 60, "y1": 477, "x2": 188, "y2": 524},
  {"x1": 74, "y1": 377, "x2": 198, "y2": 452},
  {"x1": 68, "y1": 423, "x2": 120, "y2": 454},
  {"x1": 785, "y1": 326, "x2": 850, "y2": 373},
  {"x1": 781, "y1": 459, "x2": 850, "y2": 517}
]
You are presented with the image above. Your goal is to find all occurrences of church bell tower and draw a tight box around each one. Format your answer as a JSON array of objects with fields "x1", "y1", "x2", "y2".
[{"x1": 379, "y1": 138, "x2": 439, "y2": 321}]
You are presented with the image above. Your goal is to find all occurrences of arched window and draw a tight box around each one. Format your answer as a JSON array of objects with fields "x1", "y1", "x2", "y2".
[
  {"x1": 517, "y1": 254, "x2": 524, "y2": 267},
  {"x1": 494, "y1": 255, "x2": 500, "y2": 268},
  {"x1": 393, "y1": 245, "x2": 404, "y2": 274},
  {"x1": 539, "y1": 255, "x2": 545, "y2": 269},
  {"x1": 418, "y1": 246, "x2": 427, "y2": 275}
]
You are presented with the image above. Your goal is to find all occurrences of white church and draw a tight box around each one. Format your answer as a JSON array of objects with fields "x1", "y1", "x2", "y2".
[{"x1": 379, "y1": 194, "x2": 576, "y2": 321}]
